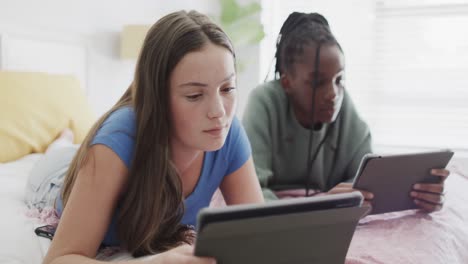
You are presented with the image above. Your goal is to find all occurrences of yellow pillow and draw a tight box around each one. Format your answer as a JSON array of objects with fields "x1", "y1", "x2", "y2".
[{"x1": 0, "y1": 71, "x2": 96, "y2": 163}]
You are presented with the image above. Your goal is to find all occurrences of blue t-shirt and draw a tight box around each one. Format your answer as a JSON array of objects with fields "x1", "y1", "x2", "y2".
[{"x1": 56, "y1": 107, "x2": 251, "y2": 246}]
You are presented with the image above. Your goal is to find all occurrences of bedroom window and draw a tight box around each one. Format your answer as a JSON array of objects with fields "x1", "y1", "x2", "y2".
[{"x1": 260, "y1": 0, "x2": 468, "y2": 153}]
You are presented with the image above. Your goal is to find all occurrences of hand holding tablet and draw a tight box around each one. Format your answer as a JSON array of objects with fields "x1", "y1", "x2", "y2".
[{"x1": 352, "y1": 150, "x2": 453, "y2": 214}]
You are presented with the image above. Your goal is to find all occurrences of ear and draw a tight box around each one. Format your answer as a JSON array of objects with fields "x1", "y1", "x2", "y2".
[{"x1": 280, "y1": 73, "x2": 292, "y2": 94}]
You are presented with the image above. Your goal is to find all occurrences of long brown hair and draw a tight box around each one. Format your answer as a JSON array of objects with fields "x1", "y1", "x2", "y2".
[{"x1": 61, "y1": 10, "x2": 235, "y2": 257}]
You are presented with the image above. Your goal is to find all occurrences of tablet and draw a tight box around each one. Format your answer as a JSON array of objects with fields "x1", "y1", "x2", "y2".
[
  {"x1": 194, "y1": 192, "x2": 369, "y2": 264},
  {"x1": 352, "y1": 150, "x2": 454, "y2": 214}
]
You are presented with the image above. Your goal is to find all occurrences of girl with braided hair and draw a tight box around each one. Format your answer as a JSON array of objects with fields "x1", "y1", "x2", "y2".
[{"x1": 243, "y1": 12, "x2": 449, "y2": 213}]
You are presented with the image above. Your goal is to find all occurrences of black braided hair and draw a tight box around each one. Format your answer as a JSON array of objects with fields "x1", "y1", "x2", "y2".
[{"x1": 274, "y1": 12, "x2": 342, "y2": 79}]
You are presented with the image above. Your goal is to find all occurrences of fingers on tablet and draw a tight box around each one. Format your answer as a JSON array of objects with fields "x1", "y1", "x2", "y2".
[
  {"x1": 414, "y1": 198, "x2": 443, "y2": 212},
  {"x1": 361, "y1": 191, "x2": 374, "y2": 200},
  {"x1": 412, "y1": 191, "x2": 444, "y2": 206},
  {"x1": 413, "y1": 183, "x2": 444, "y2": 194},
  {"x1": 431, "y1": 168, "x2": 450, "y2": 178}
]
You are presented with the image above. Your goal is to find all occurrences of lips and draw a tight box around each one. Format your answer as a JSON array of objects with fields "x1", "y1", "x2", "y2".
[{"x1": 204, "y1": 125, "x2": 226, "y2": 137}]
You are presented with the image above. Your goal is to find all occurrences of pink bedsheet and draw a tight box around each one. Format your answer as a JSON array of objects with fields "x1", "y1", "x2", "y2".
[
  {"x1": 210, "y1": 161, "x2": 468, "y2": 264},
  {"x1": 346, "y1": 172, "x2": 468, "y2": 264}
]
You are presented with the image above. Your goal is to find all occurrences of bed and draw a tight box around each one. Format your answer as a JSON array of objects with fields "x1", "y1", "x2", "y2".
[
  {"x1": 208, "y1": 159, "x2": 468, "y2": 264},
  {"x1": 0, "y1": 154, "x2": 49, "y2": 264},
  {"x1": 347, "y1": 158, "x2": 468, "y2": 264},
  {"x1": 1, "y1": 154, "x2": 468, "y2": 263},
  {"x1": 0, "y1": 34, "x2": 94, "y2": 263},
  {"x1": 1, "y1": 34, "x2": 468, "y2": 264}
]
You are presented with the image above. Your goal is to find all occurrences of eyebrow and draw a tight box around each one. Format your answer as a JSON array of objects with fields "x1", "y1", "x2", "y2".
[
  {"x1": 179, "y1": 73, "x2": 235, "y2": 88},
  {"x1": 307, "y1": 69, "x2": 345, "y2": 78}
]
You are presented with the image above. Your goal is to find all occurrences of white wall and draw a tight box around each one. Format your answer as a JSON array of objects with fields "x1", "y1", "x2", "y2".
[
  {"x1": 259, "y1": 0, "x2": 376, "y2": 107},
  {"x1": 0, "y1": 0, "x2": 229, "y2": 116}
]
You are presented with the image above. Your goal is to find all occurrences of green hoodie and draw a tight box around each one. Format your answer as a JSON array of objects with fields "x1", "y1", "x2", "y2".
[{"x1": 242, "y1": 80, "x2": 372, "y2": 200}]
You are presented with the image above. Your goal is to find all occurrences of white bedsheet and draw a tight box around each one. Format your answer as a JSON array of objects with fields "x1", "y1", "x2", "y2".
[
  {"x1": 0, "y1": 153, "x2": 137, "y2": 263},
  {"x1": 0, "y1": 154, "x2": 49, "y2": 264}
]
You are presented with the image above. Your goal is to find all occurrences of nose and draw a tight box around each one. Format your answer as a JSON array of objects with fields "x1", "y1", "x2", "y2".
[
  {"x1": 325, "y1": 82, "x2": 338, "y2": 102},
  {"x1": 207, "y1": 94, "x2": 225, "y2": 119}
]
